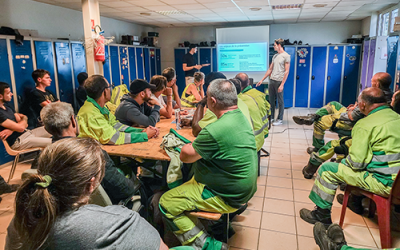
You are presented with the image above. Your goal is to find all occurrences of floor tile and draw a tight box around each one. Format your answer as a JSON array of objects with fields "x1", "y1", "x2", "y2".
[
  {"x1": 294, "y1": 202, "x2": 315, "y2": 218},
  {"x1": 295, "y1": 216, "x2": 315, "y2": 238},
  {"x1": 331, "y1": 206, "x2": 367, "y2": 227},
  {"x1": 260, "y1": 212, "x2": 296, "y2": 234},
  {"x1": 265, "y1": 186, "x2": 294, "y2": 201},
  {"x1": 259, "y1": 158, "x2": 269, "y2": 168},
  {"x1": 269, "y1": 153, "x2": 291, "y2": 162},
  {"x1": 263, "y1": 198, "x2": 295, "y2": 216},
  {"x1": 341, "y1": 224, "x2": 378, "y2": 248},
  {"x1": 293, "y1": 189, "x2": 312, "y2": 203},
  {"x1": 247, "y1": 196, "x2": 264, "y2": 211},
  {"x1": 267, "y1": 168, "x2": 292, "y2": 178},
  {"x1": 266, "y1": 176, "x2": 293, "y2": 189},
  {"x1": 292, "y1": 169, "x2": 306, "y2": 179},
  {"x1": 268, "y1": 160, "x2": 291, "y2": 169},
  {"x1": 297, "y1": 235, "x2": 320, "y2": 250},
  {"x1": 232, "y1": 209, "x2": 262, "y2": 229},
  {"x1": 292, "y1": 179, "x2": 314, "y2": 191},
  {"x1": 228, "y1": 225, "x2": 259, "y2": 250},
  {"x1": 257, "y1": 175, "x2": 267, "y2": 186},
  {"x1": 253, "y1": 185, "x2": 265, "y2": 198},
  {"x1": 258, "y1": 229, "x2": 297, "y2": 250},
  {"x1": 259, "y1": 167, "x2": 268, "y2": 176},
  {"x1": 291, "y1": 154, "x2": 310, "y2": 163}
]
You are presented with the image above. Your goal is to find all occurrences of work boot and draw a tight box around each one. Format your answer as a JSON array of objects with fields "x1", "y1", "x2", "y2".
[
  {"x1": 307, "y1": 147, "x2": 318, "y2": 154},
  {"x1": 300, "y1": 206, "x2": 332, "y2": 228},
  {"x1": 302, "y1": 161, "x2": 320, "y2": 179},
  {"x1": 313, "y1": 222, "x2": 330, "y2": 250},
  {"x1": 336, "y1": 194, "x2": 364, "y2": 215},
  {"x1": 293, "y1": 114, "x2": 320, "y2": 126},
  {"x1": 327, "y1": 224, "x2": 347, "y2": 249}
]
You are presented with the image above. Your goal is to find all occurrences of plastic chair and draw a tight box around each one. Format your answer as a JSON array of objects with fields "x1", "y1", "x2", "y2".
[
  {"x1": 2, "y1": 139, "x2": 42, "y2": 183},
  {"x1": 339, "y1": 173, "x2": 400, "y2": 249}
]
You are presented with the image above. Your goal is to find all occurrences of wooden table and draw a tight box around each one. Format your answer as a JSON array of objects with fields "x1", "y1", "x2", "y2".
[{"x1": 102, "y1": 118, "x2": 195, "y2": 161}]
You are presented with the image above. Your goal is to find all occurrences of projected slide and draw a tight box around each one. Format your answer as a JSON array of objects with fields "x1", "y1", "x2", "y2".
[{"x1": 217, "y1": 43, "x2": 267, "y2": 72}]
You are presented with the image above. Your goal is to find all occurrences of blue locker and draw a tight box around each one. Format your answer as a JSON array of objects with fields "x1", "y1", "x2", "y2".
[
  {"x1": 150, "y1": 48, "x2": 156, "y2": 77},
  {"x1": 212, "y1": 48, "x2": 217, "y2": 72},
  {"x1": 10, "y1": 40, "x2": 35, "y2": 110},
  {"x1": 143, "y1": 48, "x2": 151, "y2": 81},
  {"x1": 54, "y1": 42, "x2": 74, "y2": 104},
  {"x1": 119, "y1": 46, "x2": 129, "y2": 85},
  {"x1": 283, "y1": 46, "x2": 296, "y2": 108},
  {"x1": 295, "y1": 46, "x2": 311, "y2": 107},
  {"x1": 174, "y1": 48, "x2": 187, "y2": 96},
  {"x1": 342, "y1": 45, "x2": 361, "y2": 106},
  {"x1": 71, "y1": 42, "x2": 86, "y2": 89},
  {"x1": 199, "y1": 48, "x2": 211, "y2": 77},
  {"x1": 0, "y1": 39, "x2": 14, "y2": 165},
  {"x1": 109, "y1": 45, "x2": 120, "y2": 86},
  {"x1": 156, "y1": 48, "x2": 161, "y2": 75},
  {"x1": 310, "y1": 46, "x2": 327, "y2": 108},
  {"x1": 128, "y1": 47, "x2": 137, "y2": 81},
  {"x1": 136, "y1": 47, "x2": 144, "y2": 79},
  {"x1": 34, "y1": 41, "x2": 57, "y2": 95},
  {"x1": 387, "y1": 36, "x2": 398, "y2": 91},
  {"x1": 103, "y1": 45, "x2": 111, "y2": 84},
  {"x1": 325, "y1": 46, "x2": 344, "y2": 104}
]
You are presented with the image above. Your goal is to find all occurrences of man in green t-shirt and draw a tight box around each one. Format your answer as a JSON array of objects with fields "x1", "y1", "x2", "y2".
[{"x1": 159, "y1": 79, "x2": 258, "y2": 250}]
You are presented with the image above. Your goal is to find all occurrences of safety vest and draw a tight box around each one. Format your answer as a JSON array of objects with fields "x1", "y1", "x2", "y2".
[
  {"x1": 346, "y1": 106, "x2": 400, "y2": 187},
  {"x1": 181, "y1": 83, "x2": 199, "y2": 107},
  {"x1": 110, "y1": 84, "x2": 129, "y2": 106},
  {"x1": 238, "y1": 86, "x2": 270, "y2": 151},
  {"x1": 77, "y1": 97, "x2": 147, "y2": 145}
]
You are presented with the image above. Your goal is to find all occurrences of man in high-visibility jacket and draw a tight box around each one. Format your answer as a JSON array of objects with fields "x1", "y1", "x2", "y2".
[
  {"x1": 236, "y1": 73, "x2": 270, "y2": 152},
  {"x1": 300, "y1": 87, "x2": 400, "y2": 227},
  {"x1": 77, "y1": 75, "x2": 159, "y2": 145}
]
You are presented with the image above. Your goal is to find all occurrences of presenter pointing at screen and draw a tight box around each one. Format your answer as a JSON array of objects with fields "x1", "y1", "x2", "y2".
[
  {"x1": 182, "y1": 44, "x2": 210, "y2": 86},
  {"x1": 257, "y1": 38, "x2": 290, "y2": 126}
]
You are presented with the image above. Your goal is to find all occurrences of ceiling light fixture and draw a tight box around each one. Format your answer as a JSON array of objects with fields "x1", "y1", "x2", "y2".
[
  {"x1": 250, "y1": 7, "x2": 262, "y2": 11},
  {"x1": 156, "y1": 10, "x2": 187, "y2": 16},
  {"x1": 272, "y1": 4, "x2": 303, "y2": 10},
  {"x1": 313, "y1": 4, "x2": 327, "y2": 8}
]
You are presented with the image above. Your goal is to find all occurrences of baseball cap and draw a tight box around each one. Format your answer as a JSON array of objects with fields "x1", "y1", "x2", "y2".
[{"x1": 130, "y1": 79, "x2": 156, "y2": 94}]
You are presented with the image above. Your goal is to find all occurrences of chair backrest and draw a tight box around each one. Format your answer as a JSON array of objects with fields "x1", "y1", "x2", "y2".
[
  {"x1": 2, "y1": 139, "x2": 18, "y2": 156},
  {"x1": 390, "y1": 171, "x2": 400, "y2": 205},
  {"x1": 89, "y1": 184, "x2": 112, "y2": 207}
]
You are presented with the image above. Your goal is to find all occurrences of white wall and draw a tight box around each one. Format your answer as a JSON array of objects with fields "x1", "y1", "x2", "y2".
[
  {"x1": 0, "y1": 0, "x2": 154, "y2": 41},
  {"x1": 361, "y1": 17, "x2": 371, "y2": 36},
  {"x1": 156, "y1": 21, "x2": 362, "y2": 70}
]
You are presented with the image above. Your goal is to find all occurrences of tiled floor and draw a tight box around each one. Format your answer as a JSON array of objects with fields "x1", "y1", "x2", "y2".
[{"x1": 1, "y1": 108, "x2": 400, "y2": 249}]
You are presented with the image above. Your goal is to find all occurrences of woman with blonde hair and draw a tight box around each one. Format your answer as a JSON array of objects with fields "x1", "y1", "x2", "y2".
[{"x1": 180, "y1": 72, "x2": 205, "y2": 108}]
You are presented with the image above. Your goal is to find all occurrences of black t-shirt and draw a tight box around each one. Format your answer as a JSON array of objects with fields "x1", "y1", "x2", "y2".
[
  {"x1": 31, "y1": 88, "x2": 59, "y2": 118},
  {"x1": 0, "y1": 104, "x2": 23, "y2": 146},
  {"x1": 182, "y1": 52, "x2": 197, "y2": 77},
  {"x1": 76, "y1": 86, "x2": 87, "y2": 108}
]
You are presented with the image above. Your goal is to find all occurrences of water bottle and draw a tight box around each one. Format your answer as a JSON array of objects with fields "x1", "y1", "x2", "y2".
[{"x1": 175, "y1": 109, "x2": 181, "y2": 130}]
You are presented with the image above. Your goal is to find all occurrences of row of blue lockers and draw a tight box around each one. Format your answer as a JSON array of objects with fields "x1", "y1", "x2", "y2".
[
  {"x1": 174, "y1": 44, "x2": 361, "y2": 108},
  {"x1": 0, "y1": 35, "x2": 161, "y2": 165},
  {"x1": 0, "y1": 36, "x2": 161, "y2": 113}
]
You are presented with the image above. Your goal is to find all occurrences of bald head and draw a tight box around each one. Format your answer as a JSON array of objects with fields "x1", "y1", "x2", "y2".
[
  {"x1": 359, "y1": 87, "x2": 387, "y2": 115},
  {"x1": 372, "y1": 72, "x2": 392, "y2": 89},
  {"x1": 235, "y1": 73, "x2": 249, "y2": 90}
]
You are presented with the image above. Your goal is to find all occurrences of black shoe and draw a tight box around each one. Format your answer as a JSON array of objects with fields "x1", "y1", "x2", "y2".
[
  {"x1": 293, "y1": 114, "x2": 320, "y2": 126},
  {"x1": 313, "y1": 222, "x2": 330, "y2": 250},
  {"x1": 327, "y1": 224, "x2": 347, "y2": 249},
  {"x1": 336, "y1": 194, "x2": 364, "y2": 215},
  {"x1": 300, "y1": 207, "x2": 332, "y2": 228},
  {"x1": 302, "y1": 161, "x2": 320, "y2": 179},
  {"x1": 307, "y1": 147, "x2": 318, "y2": 154}
]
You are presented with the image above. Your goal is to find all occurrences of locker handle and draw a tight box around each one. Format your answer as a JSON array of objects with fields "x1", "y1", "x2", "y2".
[
  {"x1": 296, "y1": 75, "x2": 300, "y2": 80},
  {"x1": 344, "y1": 76, "x2": 347, "y2": 79},
  {"x1": 327, "y1": 76, "x2": 331, "y2": 81},
  {"x1": 312, "y1": 76, "x2": 315, "y2": 80}
]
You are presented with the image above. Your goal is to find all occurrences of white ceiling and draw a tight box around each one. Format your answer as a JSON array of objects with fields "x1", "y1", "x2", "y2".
[{"x1": 34, "y1": 0, "x2": 400, "y2": 27}]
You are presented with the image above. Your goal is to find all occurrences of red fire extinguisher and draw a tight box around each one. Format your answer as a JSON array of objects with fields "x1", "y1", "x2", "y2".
[{"x1": 93, "y1": 25, "x2": 105, "y2": 62}]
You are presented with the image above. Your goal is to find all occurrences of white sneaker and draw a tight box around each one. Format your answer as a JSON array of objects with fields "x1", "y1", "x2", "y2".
[{"x1": 273, "y1": 119, "x2": 283, "y2": 126}]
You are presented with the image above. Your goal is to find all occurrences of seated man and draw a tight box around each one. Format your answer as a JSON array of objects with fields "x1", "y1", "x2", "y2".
[
  {"x1": 75, "y1": 72, "x2": 88, "y2": 109},
  {"x1": 0, "y1": 82, "x2": 51, "y2": 150},
  {"x1": 181, "y1": 72, "x2": 205, "y2": 108},
  {"x1": 30, "y1": 69, "x2": 59, "y2": 125},
  {"x1": 77, "y1": 75, "x2": 158, "y2": 144},
  {"x1": 191, "y1": 72, "x2": 252, "y2": 137},
  {"x1": 41, "y1": 102, "x2": 139, "y2": 204},
  {"x1": 293, "y1": 72, "x2": 393, "y2": 152},
  {"x1": 159, "y1": 79, "x2": 257, "y2": 250},
  {"x1": 300, "y1": 87, "x2": 400, "y2": 228},
  {"x1": 115, "y1": 79, "x2": 160, "y2": 127},
  {"x1": 149, "y1": 75, "x2": 174, "y2": 119},
  {"x1": 162, "y1": 67, "x2": 181, "y2": 109}
]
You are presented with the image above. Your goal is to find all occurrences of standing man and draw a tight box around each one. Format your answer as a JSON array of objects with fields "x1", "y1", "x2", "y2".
[
  {"x1": 257, "y1": 38, "x2": 290, "y2": 126},
  {"x1": 183, "y1": 44, "x2": 202, "y2": 86}
]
